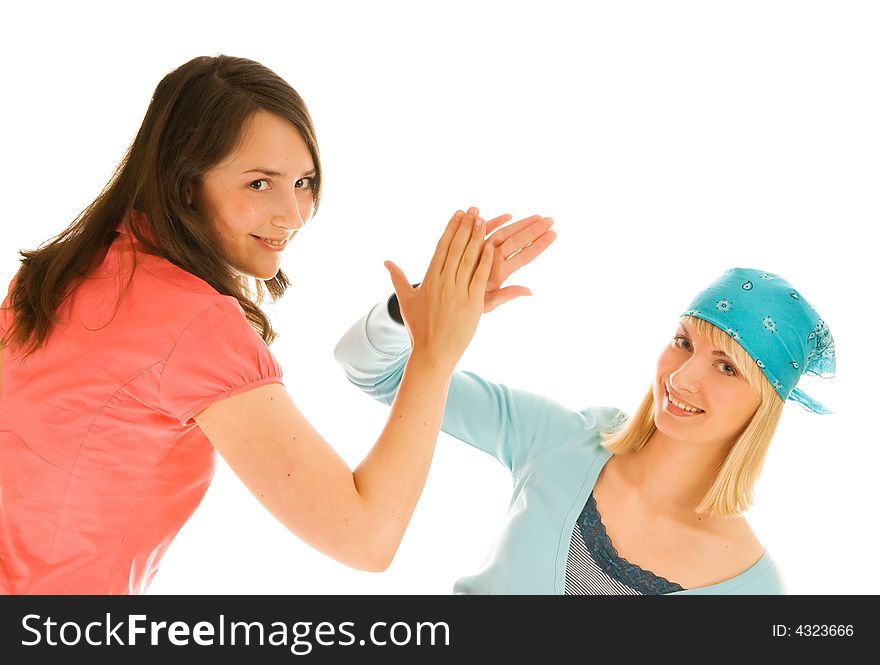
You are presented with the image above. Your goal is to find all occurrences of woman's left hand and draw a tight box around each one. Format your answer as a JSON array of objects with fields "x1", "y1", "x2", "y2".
[{"x1": 481, "y1": 214, "x2": 557, "y2": 313}]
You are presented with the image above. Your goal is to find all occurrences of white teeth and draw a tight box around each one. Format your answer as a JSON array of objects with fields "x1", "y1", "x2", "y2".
[
  {"x1": 668, "y1": 391, "x2": 702, "y2": 413},
  {"x1": 259, "y1": 237, "x2": 286, "y2": 246}
]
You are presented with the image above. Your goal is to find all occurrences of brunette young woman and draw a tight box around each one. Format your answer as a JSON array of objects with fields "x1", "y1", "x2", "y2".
[{"x1": 0, "y1": 55, "x2": 553, "y2": 594}]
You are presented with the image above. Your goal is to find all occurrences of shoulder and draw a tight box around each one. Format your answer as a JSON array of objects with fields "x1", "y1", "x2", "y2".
[
  {"x1": 79, "y1": 235, "x2": 259, "y2": 360},
  {"x1": 714, "y1": 517, "x2": 765, "y2": 561},
  {"x1": 157, "y1": 296, "x2": 281, "y2": 425},
  {"x1": 132, "y1": 265, "x2": 250, "y2": 345},
  {"x1": 577, "y1": 405, "x2": 629, "y2": 437},
  {"x1": 529, "y1": 404, "x2": 626, "y2": 461},
  {"x1": 687, "y1": 521, "x2": 781, "y2": 593},
  {"x1": 138, "y1": 253, "x2": 230, "y2": 305},
  {"x1": 108, "y1": 233, "x2": 246, "y2": 323},
  {"x1": 717, "y1": 549, "x2": 785, "y2": 594},
  {"x1": 525, "y1": 403, "x2": 627, "y2": 451}
]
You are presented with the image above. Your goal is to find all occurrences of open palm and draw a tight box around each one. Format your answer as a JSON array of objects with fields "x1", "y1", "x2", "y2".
[{"x1": 480, "y1": 213, "x2": 557, "y2": 312}]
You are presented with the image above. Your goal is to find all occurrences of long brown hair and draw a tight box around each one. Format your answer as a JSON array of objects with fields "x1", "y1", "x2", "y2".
[{"x1": 2, "y1": 55, "x2": 322, "y2": 356}]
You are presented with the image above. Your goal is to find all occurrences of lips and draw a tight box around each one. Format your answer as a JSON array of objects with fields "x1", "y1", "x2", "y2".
[
  {"x1": 664, "y1": 387, "x2": 705, "y2": 416},
  {"x1": 252, "y1": 234, "x2": 290, "y2": 252}
]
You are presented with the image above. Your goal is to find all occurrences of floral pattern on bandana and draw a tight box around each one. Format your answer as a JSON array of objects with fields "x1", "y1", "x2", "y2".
[{"x1": 681, "y1": 268, "x2": 835, "y2": 414}]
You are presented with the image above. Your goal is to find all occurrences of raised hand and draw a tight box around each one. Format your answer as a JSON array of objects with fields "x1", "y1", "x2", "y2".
[
  {"x1": 383, "y1": 207, "x2": 493, "y2": 371},
  {"x1": 480, "y1": 213, "x2": 557, "y2": 312}
]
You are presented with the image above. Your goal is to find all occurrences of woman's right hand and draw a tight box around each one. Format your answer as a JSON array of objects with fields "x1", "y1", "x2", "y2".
[{"x1": 383, "y1": 207, "x2": 493, "y2": 372}]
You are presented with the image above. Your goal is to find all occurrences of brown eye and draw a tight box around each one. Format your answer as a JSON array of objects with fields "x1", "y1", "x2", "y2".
[
  {"x1": 249, "y1": 179, "x2": 270, "y2": 191},
  {"x1": 295, "y1": 176, "x2": 314, "y2": 190}
]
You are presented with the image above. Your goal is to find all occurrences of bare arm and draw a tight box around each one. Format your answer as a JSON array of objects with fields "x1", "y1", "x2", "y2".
[
  {"x1": 195, "y1": 356, "x2": 451, "y2": 571},
  {"x1": 195, "y1": 208, "x2": 492, "y2": 572}
]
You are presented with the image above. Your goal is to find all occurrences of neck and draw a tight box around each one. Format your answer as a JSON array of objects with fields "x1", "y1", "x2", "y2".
[{"x1": 614, "y1": 428, "x2": 733, "y2": 518}]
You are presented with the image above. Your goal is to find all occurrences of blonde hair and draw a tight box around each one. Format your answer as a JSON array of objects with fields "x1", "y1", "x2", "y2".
[{"x1": 601, "y1": 316, "x2": 785, "y2": 518}]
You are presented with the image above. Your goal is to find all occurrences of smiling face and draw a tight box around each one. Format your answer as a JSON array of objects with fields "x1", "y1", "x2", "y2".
[
  {"x1": 192, "y1": 110, "x2": 317, "y2": 280},
  {"x1": 652, "y1": 318, "x2": 762, "y2": 449}
]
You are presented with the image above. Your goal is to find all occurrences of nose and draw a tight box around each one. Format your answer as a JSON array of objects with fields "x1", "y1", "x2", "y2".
[
  {"x1": 669, "y1": 356, "x2": 703, "y2": 395},
  {"x1": 272, "y1": 189, "x2": 314, "y2": 230}
]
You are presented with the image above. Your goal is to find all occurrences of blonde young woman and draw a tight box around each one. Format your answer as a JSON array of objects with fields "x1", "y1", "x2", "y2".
[{"x1": 334, "y1": 267, "x2": 835, "y2": 594}]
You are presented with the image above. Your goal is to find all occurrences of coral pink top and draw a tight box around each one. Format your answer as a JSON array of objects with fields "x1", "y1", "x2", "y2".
[{"x1": 0, "y1": 227, "x2": 283, "y2": 594}]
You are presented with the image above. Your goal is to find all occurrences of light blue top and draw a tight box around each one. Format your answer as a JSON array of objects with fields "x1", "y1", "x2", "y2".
[{"x1": 334, "y1": 301, "x2": 786, "y2": 595}]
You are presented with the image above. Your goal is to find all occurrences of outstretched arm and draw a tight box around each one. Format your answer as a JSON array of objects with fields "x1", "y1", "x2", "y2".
[
  {"x1": 196, "y1": 208, "x2": 492, "y2": 572},
  {"x1": 335, "y1": 214, "x2": 591, "y2": 471},
  {"x1": 335, "y1": 298, "x2": 591, "y2": 473}
]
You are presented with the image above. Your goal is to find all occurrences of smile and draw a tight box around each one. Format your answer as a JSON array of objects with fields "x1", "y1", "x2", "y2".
[
  {"x1": 253, "y1": 235, "x2": 290, "y2": 252},
  {"x1": 664, "y1": 388, "x2": 705, "y2": 417}
]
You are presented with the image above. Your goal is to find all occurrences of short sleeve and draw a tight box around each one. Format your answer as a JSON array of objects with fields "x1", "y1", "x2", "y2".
[{"x1": 158, "y1": 298, "x2": 284, "y2": 424}]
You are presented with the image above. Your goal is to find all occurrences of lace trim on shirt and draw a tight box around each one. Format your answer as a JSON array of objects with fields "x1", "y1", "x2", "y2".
[{"x1": 577, "y1": 493, "x2": 686, "y2": 594}]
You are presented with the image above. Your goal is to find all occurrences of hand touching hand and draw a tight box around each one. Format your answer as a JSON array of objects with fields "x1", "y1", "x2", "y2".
[
  {"x1": 383, "y1": 207, "x2": 493, "y2": 371},
  {"x1": 480, "y1": 214, "x2": 557, "y2": 313}
]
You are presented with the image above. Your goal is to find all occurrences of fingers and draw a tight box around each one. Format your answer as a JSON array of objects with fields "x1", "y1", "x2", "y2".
[
  {"x1": 484, "y1": 284, "x2": 532, "y2": 314},
  {"x1": 424, "y1": 210, "x2": 466, "y2": 282},
  {"x1": 486, "y1": 214, "x2": 543, "y2": 244},
  {"x1": 422, "y1": 209, "x2": 552, "y2": 295},
  {"x1": 455, "y1": 210, "x2": 487, "y2": 285},
  {"x1": 483, "y1": 213, "x2": 513, "y2": 236},
  {"x1": 441, "y1": 207, "x2": 480, "y2": 278},
  {"x1": 490, "y1": 215, "x2": 554, "y2": 259},
  {"x1": 469, "y1": 242, "x2": 494, "y2": 294},
  {"x1": 384, "y1": 260, "x2": 415, "y2": 304},
  {"x1": 501, "y1": 228, "x2": 557, "y2": 274}
]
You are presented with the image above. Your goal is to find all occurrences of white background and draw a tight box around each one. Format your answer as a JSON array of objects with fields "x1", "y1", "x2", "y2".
[{"x1": 1, "y1": 1, "x2": 877, "y2": 595}]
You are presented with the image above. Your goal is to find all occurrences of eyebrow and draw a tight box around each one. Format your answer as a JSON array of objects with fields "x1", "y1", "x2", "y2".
[{"x1": 242, "y1": 167, "x2": 317, "y2": 177}]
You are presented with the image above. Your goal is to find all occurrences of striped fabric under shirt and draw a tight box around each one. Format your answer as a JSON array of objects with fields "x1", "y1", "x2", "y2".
[{"x1": 564, "y1": 493, "x2": 686, "y2": 595}]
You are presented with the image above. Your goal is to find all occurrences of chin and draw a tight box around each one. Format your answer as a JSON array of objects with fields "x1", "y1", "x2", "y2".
[
  {"x1": 239, "y1": 264, "x2": 281, "y2": 281},
  {"x1": 653, "y1": 405, "x2": 699, "y2": 438}
]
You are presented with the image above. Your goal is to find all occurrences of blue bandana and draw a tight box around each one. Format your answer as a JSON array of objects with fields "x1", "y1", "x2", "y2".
[{"x1": 682, "y1": 267, "x2": 835, "y2": 414}]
